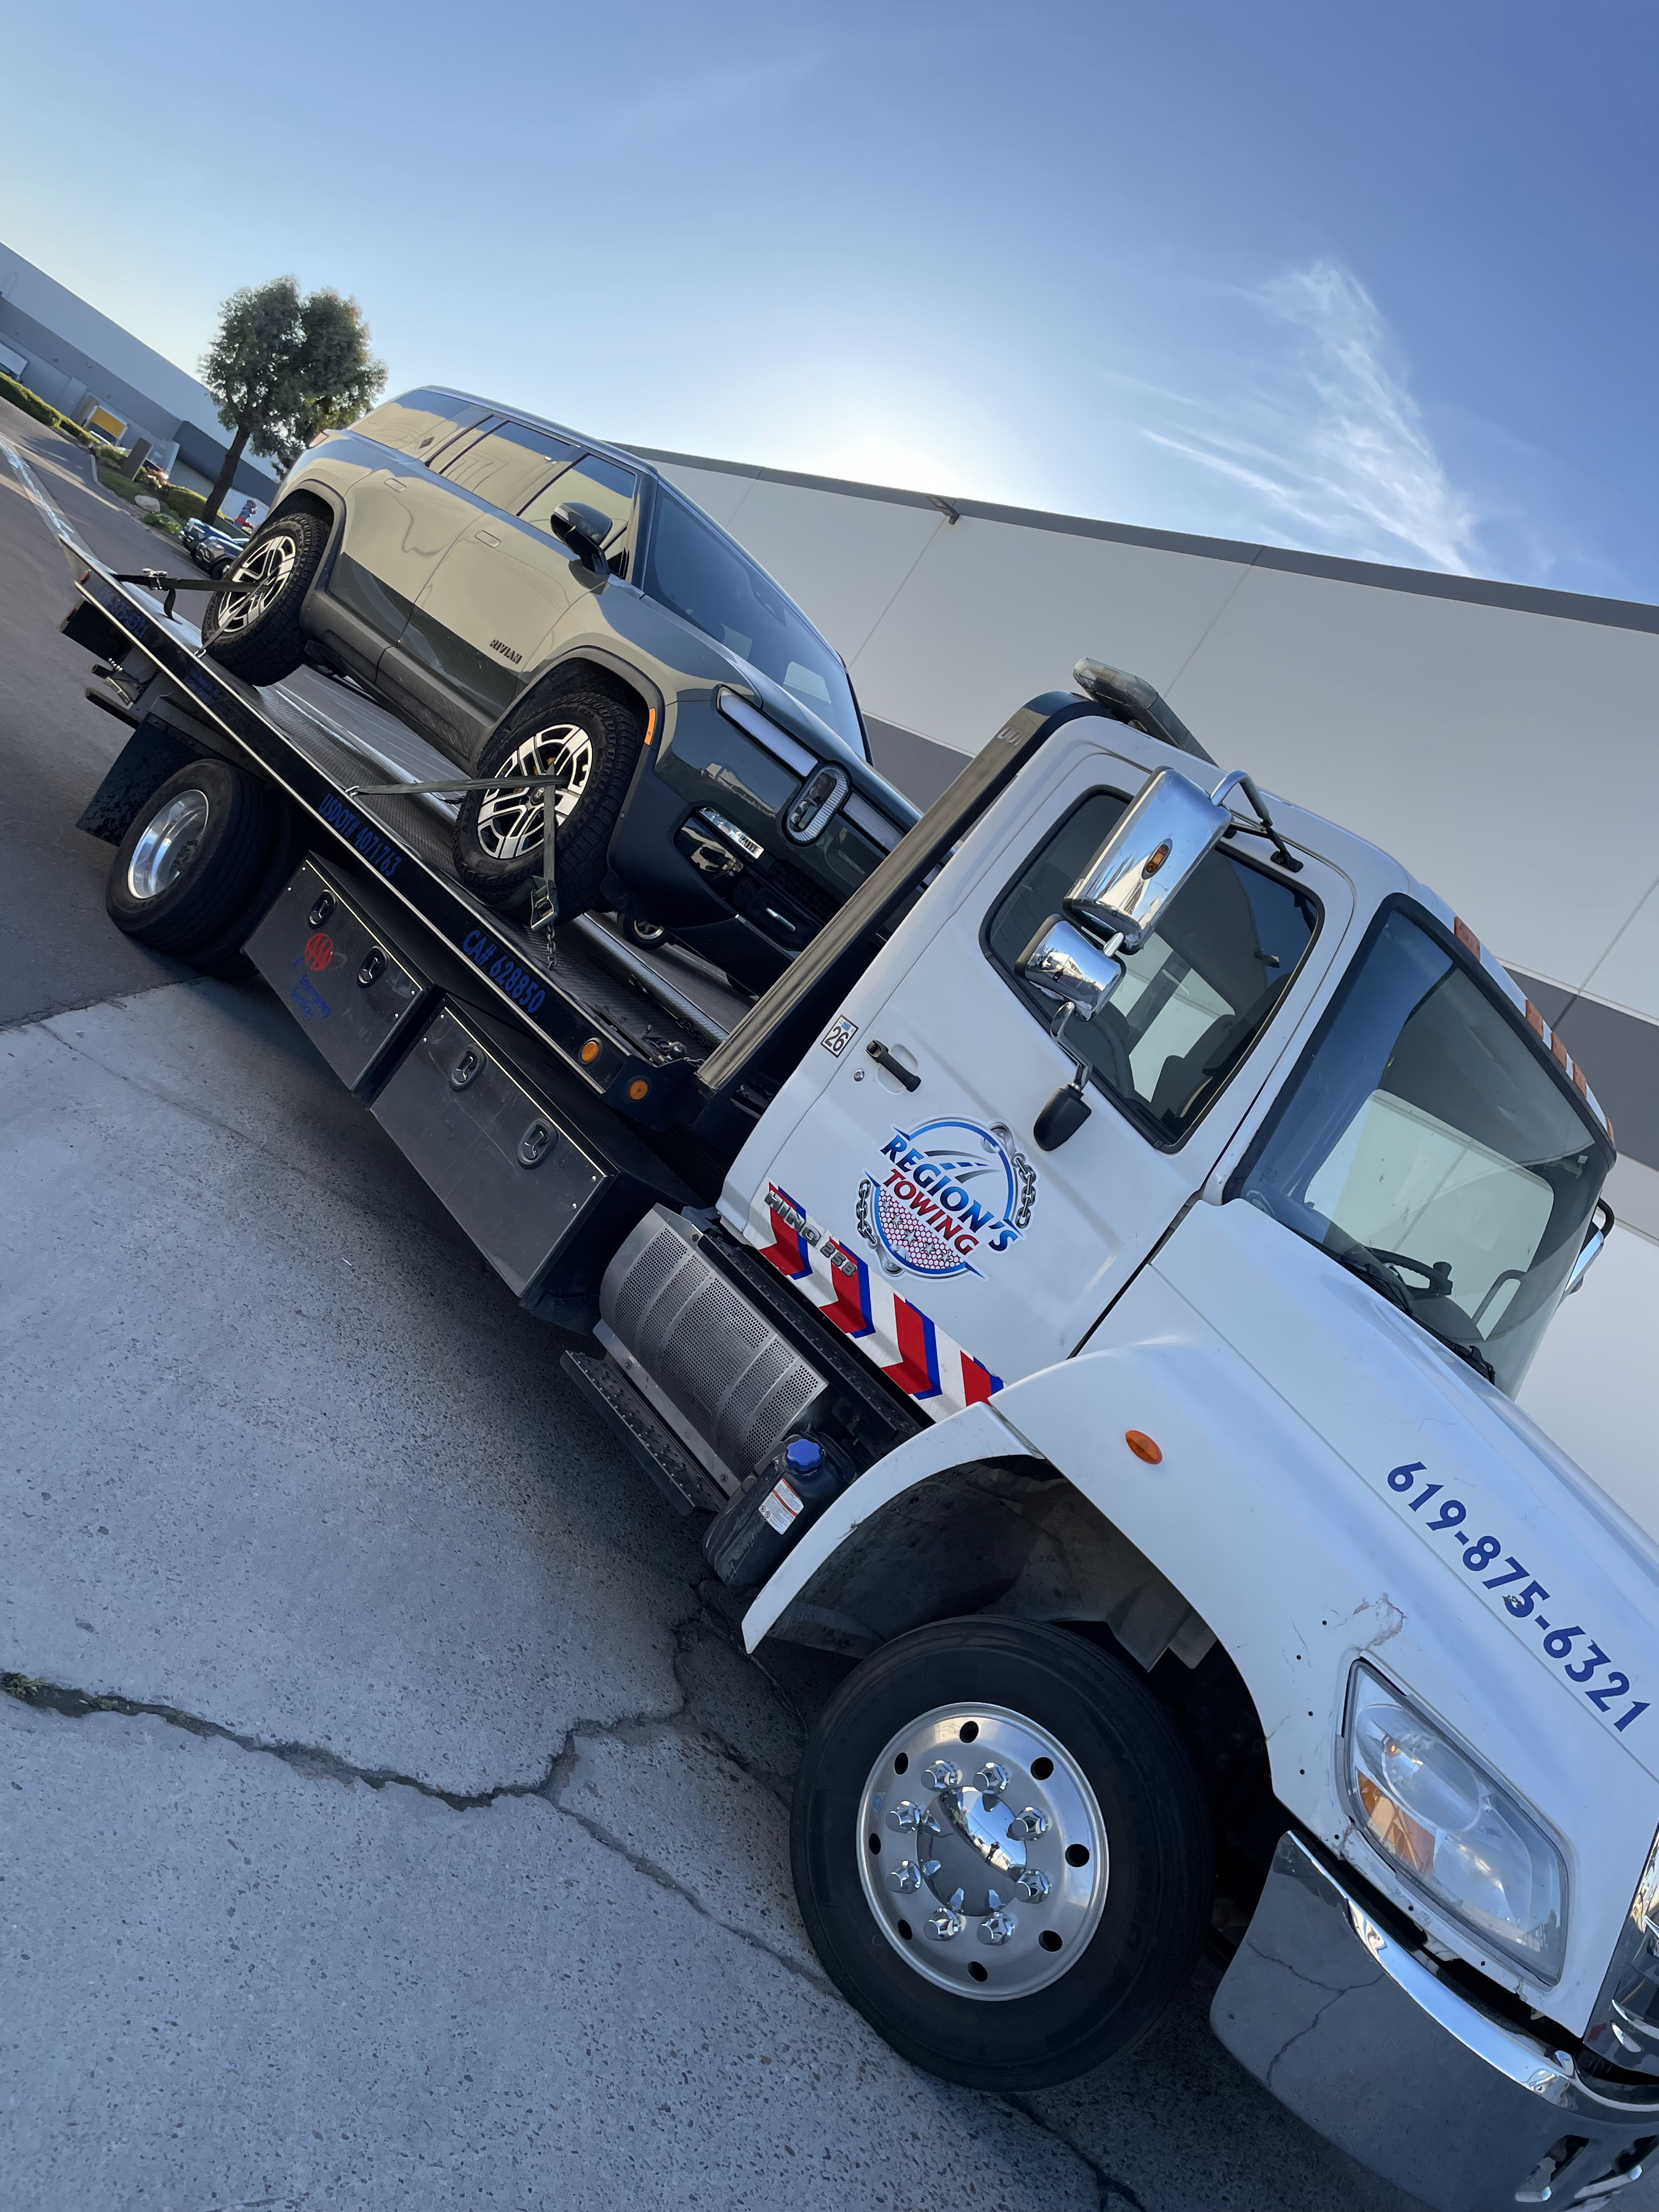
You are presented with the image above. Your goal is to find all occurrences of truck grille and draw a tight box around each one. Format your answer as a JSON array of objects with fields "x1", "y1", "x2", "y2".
[
  {"x1": 1586, "y1": 1827, "x2": 1659, "y2": 2079},
  {"x1": 599, "y1": 1207, "x2": 829, "y2": 1487}
]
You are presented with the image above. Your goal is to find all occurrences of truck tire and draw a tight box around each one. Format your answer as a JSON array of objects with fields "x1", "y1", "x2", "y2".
[
  {"x1": 201, "y1": 509, "x2": 328, "y2": 686},
  {"x1": 791, "y1": 1618, "x2": 1212, "y2": 2090},
  {"x1": 106, "y1": 758, "x2": 278, "y2": 964},
  {"x1": 452, "y1": 690, "x2": 644, "y2": 921}
]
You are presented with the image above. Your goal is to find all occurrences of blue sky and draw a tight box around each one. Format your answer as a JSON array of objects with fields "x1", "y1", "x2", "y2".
[{"x1": 3, "y1": 0, "x2": 1654, "y2": 599}]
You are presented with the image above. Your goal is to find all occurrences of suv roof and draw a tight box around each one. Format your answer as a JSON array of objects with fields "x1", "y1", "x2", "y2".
[{"x1": 421, "y1": 388, "x2": 663, "y2": 488}]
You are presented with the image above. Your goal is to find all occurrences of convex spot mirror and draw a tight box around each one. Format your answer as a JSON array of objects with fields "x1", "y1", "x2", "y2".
[{"x1": 1017, "y1": 916, "x2": 1124, "y2": 1019}]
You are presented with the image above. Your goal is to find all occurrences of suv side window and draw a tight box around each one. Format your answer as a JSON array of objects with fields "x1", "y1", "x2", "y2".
[
  {"x1": 353, "y1": 389, "x2": 489, "y2": 459},
  {"x1": 986, "y1": 789, "x2": 1321, "y2": 1146},
  {"x1": 438, "y1": 419, "x2": 580, "y2": 512},
  {"x1": 520, "y1": 453, "x2": 638, "y2": 569}
]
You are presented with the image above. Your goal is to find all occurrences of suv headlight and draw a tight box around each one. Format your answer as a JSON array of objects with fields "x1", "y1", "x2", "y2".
[{"x1": 1344, "y1": 1662, "x2": 1567, "y2": 1983}]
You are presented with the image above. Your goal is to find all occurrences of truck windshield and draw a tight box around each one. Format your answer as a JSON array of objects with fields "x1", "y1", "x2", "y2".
[
  {"x1": 1236, "y1": 906, "x2": 1611, "y2": 1397},
  {"x1": 644, "y1": 492, "x2": 864, "y2": 752}
]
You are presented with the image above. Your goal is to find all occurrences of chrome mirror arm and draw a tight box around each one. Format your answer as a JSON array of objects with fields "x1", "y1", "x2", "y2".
[{"x1": 1565, "y1": 1199, "x2": 1616, "y2": 1296}]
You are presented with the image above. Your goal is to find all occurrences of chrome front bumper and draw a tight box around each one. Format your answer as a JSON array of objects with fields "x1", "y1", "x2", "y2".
[{"x1": 1212, "y1": 1834, "x2": 1659, "y2": 2211}]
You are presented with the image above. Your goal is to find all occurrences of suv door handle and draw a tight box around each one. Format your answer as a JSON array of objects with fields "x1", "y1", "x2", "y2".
[{"x1": 866, "y1": 1040, "x2": 920, "y2": 1091}]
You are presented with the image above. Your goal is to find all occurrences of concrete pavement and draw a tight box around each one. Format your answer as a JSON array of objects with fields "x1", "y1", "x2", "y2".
[{"x1": 1, "y1": 391, "x2": 1432, "y2": 2211}]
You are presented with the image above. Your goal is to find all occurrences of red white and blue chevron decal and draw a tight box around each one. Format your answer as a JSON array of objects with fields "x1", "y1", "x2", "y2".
[{"x1": 748, "y1": 1182, "x2": 1002, "y2": 1418}]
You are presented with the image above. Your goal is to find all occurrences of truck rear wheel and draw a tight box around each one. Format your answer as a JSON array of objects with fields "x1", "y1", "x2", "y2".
[
  {"x1": 106, "y1": 759, "x2": 278, "y2": 966},
  {"x1": 451, "y1": 690, "x2": 643, "y2": 921},
  {"x1": 201, "y1": 509, "x2": 328, "y2": 686},
  {"x1": 790, "y1": 1618, "x2": 1212, "y2": 2090}
]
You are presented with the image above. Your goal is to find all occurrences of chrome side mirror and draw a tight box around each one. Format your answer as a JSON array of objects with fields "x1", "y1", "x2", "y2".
[
  {"x1": 1016, "y1": 917, "x2": 1126, "y2": 1152},
  {"x1": 1565, "y1": 1199, "x2": 1615, "y2": 1296},
  {"x1": 1067, "y1": 765, "x2": 1235, "y2": 951}
]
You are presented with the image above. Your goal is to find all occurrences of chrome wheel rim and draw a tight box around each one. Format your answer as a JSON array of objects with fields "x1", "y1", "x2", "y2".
[
  {"x1": 214, "y1": 533, "x2": 297, "y2": 634},
  {"x1": 128, "y1": 789, "x2": 210, "y2": 900},
  {"x1": 858, "y1": 1700, "x2": 1108, "y2": 2001},
  {"x1": 475, "y1": 723, "x2": 594, "y2": 861}
]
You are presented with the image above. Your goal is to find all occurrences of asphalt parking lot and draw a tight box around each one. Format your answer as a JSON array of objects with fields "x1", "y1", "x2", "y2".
[{"x1": 0, "y1": 393, "x2": 1469, "y2": 2211}]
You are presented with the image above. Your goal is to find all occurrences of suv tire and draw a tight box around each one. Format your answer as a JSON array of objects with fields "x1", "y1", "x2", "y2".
[
  {"x1": 791, "y1": 1618, "x2": 1213, "y2": 2090},
  {"x1": 106, "y1": 759, "x2": 278, "y2": 964},
  {"x1": 202, "y1": 509, "x2": 328, "y2": 686},
  {"x1": 452, "y1": 689, "x2": 644, "y2": 921}
]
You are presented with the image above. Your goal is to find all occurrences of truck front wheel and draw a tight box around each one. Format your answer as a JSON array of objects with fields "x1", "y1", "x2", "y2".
[{"x1": 791, "y1": 1618, "x2": 1212, "y2": 2090}]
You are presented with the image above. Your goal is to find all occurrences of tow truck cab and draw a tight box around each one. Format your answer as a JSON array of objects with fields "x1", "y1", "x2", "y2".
[{"x1": 599, "y1": 702, "x2": 1655, "y2": 2212}]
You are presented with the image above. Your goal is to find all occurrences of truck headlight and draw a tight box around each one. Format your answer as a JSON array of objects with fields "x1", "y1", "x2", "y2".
[{"x1": 1344, "y1": 1663, "x2": 1567, "y2": 1983}]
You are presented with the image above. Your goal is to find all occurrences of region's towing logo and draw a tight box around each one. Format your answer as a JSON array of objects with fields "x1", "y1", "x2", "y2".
[{"x1": 856, "y1": 1118, "x2": 1036, "y2": 1280}]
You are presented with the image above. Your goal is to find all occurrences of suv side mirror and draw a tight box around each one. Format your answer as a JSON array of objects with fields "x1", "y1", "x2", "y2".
[{"x1": 549, "y1": 500, "x2": 613, "y2": 579}]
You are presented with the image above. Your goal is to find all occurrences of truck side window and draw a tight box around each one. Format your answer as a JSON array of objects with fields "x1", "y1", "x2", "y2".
[
  {"x1": 353, "y1": 388, "x2": 490, "y2": 459},
  {"x1": 439, "y1": 420, "x2": 580, "y2": 512},
  {"x1": 986, "y1": 790, "x2": 1320, "y2": 1146}
]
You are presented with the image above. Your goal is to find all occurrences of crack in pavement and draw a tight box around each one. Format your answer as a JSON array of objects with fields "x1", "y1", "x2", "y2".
[
  {"x1": 1004, "y1": 2094, "x2": 1149, "y2": 2212},
  {"x1": 1, "y1": 1652, "x2": 837, "y2": 2001}
]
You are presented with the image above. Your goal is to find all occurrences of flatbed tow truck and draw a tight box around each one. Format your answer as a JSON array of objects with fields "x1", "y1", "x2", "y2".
[{"x1": 12, "y1": 437, "x2": 1658, "y2": 2212}]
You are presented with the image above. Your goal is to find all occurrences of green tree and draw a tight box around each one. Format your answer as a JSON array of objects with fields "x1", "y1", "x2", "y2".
[{"x1": 200, "y1": 277, "x2": 386, "y2": 523}]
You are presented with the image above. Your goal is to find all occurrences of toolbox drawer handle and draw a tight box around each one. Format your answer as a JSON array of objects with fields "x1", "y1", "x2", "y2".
[
  {"x1": 517, "y1": 1118, "x2": 558, "y2": 1169},
  {"x1": 357, "y1": 948, "x2": 387, "y2": 988},
  {"x1": 449, "y1": 1048, "x2": 483, "y2": 1090},
  {"x1": 309, "y1": 892, "x2": 336, "y2": 927}
]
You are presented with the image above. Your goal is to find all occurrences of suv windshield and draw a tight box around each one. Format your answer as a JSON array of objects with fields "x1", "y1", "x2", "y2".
[
  {"x1": 1237, "y1": 906, "x2": 1611, "y2": 1395},
  {"x1": 644, "y1": 492, "x2": 862, "y2": 752}
]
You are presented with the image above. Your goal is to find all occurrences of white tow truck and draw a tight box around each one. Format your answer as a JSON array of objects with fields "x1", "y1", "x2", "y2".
[{"x1": 30, "y1": 447, "x2": 1659, "y2": 2211}]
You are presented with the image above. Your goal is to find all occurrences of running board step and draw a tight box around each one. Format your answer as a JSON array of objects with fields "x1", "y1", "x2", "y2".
[{"x1": 560, "y1": 1348, "x2": 726, "y2": 1517}]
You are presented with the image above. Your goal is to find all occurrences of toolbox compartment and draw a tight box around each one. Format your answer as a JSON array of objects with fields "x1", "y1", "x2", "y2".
[
  {"x1": 370, "y1": 1002, "x2": 611, "y2": 1303},
  {"x1": 245, "y1": 856, "x2": 435, "y2": 1097}
]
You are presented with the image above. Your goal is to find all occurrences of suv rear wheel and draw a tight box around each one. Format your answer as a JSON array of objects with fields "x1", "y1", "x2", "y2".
[
  {"x1": 452, "y1": 689, "x2": 644, "y2": 920},
  {"x1": 201, "y1": 509, "x2": 328, "y2": 686}
]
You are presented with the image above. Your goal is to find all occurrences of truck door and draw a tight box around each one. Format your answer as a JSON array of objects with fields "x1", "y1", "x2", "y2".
[
  {"x1": 730, "y1": 739, "x2": 1325, "y2": 1411},
  {"x1": 392, "y1": 449, "x2": 639, "y2": 762}
]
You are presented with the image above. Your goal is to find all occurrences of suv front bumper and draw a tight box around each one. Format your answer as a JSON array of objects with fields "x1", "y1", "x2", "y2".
[{"x1": 1212, "y1": 1833, "x2": 1659, "y2": 2211}]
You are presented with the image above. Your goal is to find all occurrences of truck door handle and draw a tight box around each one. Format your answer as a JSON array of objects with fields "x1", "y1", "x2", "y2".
[
  {"x1": 473, "y1": 530, "x2": 500, "y2": 546},
  {"x1": 866, "y1": 1040, "x2": 920, "y2": 1091}
]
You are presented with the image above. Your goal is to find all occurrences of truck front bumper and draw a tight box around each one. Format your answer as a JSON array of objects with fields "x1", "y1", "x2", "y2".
[{"x1": 1212, "y1": 1833, "x2": 1659, "y2": 2211}]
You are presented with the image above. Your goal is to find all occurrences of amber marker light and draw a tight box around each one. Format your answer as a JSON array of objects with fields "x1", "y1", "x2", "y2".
[
  {"x1": 627, "y1": 1079, "x2": 650, "y2": 1101},
  {"x1": 1125, "y1": 1430, "x2": 1163, "y2": 1464},
  {"x1": 579, "y1": 1039, "x2": 601, "y2": 1064}
]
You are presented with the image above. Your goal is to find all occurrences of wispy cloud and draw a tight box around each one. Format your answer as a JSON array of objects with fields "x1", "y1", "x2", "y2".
[{"x1": 1131, "y1": 261, "x2": 1481, "y2": 574}]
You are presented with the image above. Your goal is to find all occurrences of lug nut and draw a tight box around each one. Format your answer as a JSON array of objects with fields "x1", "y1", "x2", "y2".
[
  {"x1": 973, "y1": 1763, "x2": 1009, "y2": 1797},
  {"x1": 1016, "y1": 1867, "x2": 1051, "y2": 1901},
  {"x1": 979, "y1": 1910, "x2": 1018, "y2": 1946},
  {"x1": 922, "y1": 1760, "x2": 960, "y2": 1791},
  {"x1": 924, "y1": 1904, "x2": 964, "y2": 1941},
  {"x1": 885, "y1": 1801, "x2": 923, "y2": 1832},
  {"x1": 886, "y1": 1860, "x2": 921, "y2": 1895},
  {"x1": 1009, "y1": 1807, "x2": 1050, "y2": 1839}
]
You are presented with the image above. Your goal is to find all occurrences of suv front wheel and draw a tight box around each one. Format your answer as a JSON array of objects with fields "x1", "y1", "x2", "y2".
[{"x1": 452, "y1": 689, "x2": 644, "y2": 920}]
